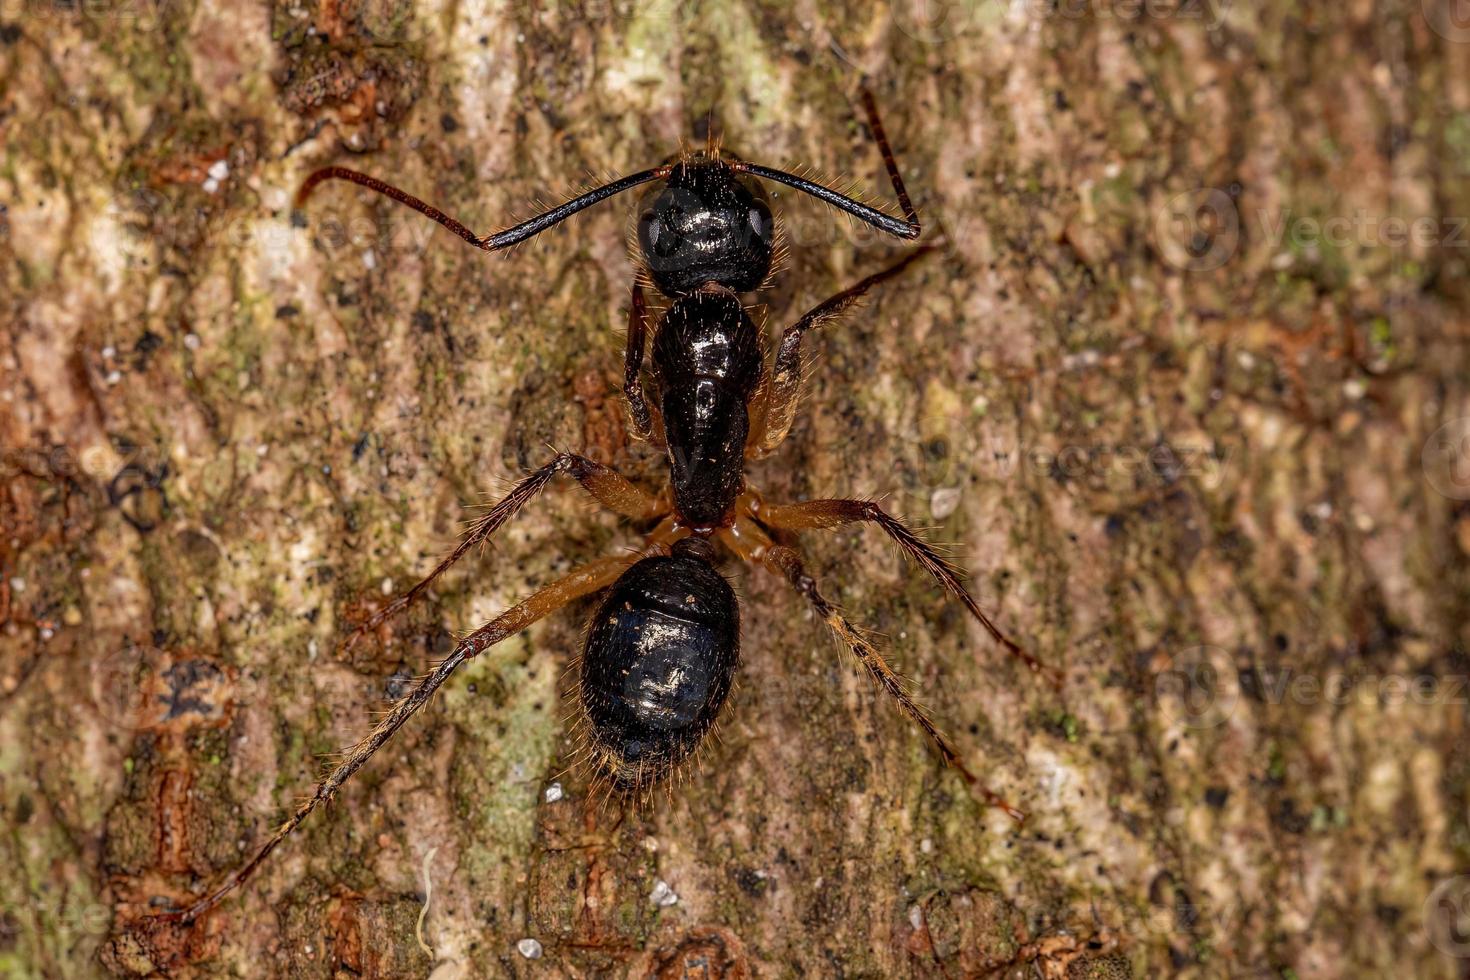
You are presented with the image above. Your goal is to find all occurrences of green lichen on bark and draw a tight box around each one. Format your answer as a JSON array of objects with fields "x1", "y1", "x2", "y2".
[{"x1": 2, "y1": 1, "x2": 1468, "y2": 977}]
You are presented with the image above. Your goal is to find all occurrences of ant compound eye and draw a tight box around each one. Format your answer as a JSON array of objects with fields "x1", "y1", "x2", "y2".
[
  {"x1": 640, "y1": 211, "x2": 661, "y2": 248},
  {"x1": 748, "y1": 203, "x2": 775, "y2": 247}
]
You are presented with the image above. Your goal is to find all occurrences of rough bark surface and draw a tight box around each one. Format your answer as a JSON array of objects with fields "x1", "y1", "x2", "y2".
[{"x1": 2, "y1": 2, "x2": 1469, "y2": 977}]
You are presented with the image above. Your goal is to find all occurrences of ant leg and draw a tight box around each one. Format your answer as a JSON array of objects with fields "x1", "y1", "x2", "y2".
[
  {"x1": 750, "y1": 246, "x2": 936, "y2": 458},
  {"x1": 756, "y1": 541, "x2": 1023, "y2": 822},
  {"x1": 294, "y1": 165, "x2": 670, "y2": 251},
  {"x1": 343, "y1": 453, "x2": 664, "y2": 653},
  {"x1": 161, "y1": 545, "x2": 659, "y2": 924},
  {"x1": 623, "y1": 282, "x2": 666, "y2": 448},
  {"x1": 755, "y1": 497, "x2": 1057, "y2": 685}
]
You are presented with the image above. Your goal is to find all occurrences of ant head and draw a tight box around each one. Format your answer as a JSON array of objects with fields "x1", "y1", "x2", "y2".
[{"x1": 636, "y1": 156, "x2": 774, "y2": 297}]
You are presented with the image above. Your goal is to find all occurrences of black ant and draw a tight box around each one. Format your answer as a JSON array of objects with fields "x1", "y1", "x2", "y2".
[{"x1": 160, "y1": 90, "x2": 1053, "y2": 924}]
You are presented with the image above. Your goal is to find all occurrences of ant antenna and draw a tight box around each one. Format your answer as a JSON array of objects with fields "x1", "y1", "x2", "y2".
[
  {"x1": 296, "y1": 91, "x2": 920, "y2": 253},
  {"x1": 294, "y1": 166, "x2": 673, "y2": 252},
  {"x1": 730, "y1": 90, "x2": 920, "y2": 240}
]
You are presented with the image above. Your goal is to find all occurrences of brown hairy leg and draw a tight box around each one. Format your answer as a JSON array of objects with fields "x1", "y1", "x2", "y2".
[
  {"x1": 755, "y1": 497, "x2": 1059, "y2": 686},
  {"x1": 344, "y1": 453, "x2": 665, "y2": 653},
  {"x1": 724, "y1": 526, "x2": 1023, "y2": 822},
  {"x1": 748, "y1": 246, "x2": 937, "y2": 457},
  {"x1": 717, "y1": 511, "x2": 1022, "y2": 818},
  {"x1": 162, "y1": 536, "x2": 671, "y2": 924},
  {"x1": 622, "y1": 281, "x2": 666, "y2": 448}
]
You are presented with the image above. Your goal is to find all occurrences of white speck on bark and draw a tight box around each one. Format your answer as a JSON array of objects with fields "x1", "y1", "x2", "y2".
[
  {"x1": 650, "y1": 879, "x2": 678, "y2": 907},
  {"x1": 930, "y1": 487, "x2": 962, "y2": 519}
]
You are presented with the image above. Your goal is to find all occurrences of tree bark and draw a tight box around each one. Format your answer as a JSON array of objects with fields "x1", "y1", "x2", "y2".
[{"x1": 2, "y1": 1, "x2": 1467, "y2": 977}]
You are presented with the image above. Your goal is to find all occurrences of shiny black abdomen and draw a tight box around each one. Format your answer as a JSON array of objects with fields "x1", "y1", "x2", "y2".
[
  {"x1": 580, "y1": 552, "x2": 740, "y2": 787},
  {"x1": 652, "y1": 290, "x2": 763, "y2": 528}
]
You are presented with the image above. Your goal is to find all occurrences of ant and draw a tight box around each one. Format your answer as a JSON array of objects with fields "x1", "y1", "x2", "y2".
[{"x1": 159, "y1": 90, "x2": 1053, "y2": 924}]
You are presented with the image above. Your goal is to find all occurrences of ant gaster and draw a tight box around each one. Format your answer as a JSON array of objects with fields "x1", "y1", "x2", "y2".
[{"x1": 164, "y1": 91, "x2": 1054, "y2": 923}]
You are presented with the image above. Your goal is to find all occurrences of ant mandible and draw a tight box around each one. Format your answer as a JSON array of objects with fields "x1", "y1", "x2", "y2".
[{"x1": 165, "y1": 90, "x2": 1054, "y2": 923}]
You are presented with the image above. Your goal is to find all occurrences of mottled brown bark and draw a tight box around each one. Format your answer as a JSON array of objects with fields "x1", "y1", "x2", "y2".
[{"x1": 2, "y1": 1, "x2": 1469, "y2": 978}]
